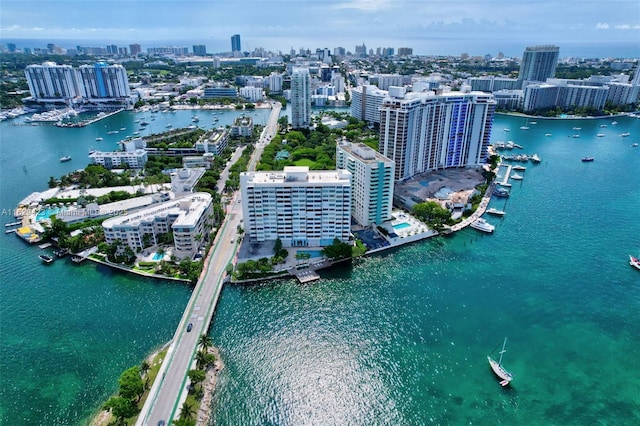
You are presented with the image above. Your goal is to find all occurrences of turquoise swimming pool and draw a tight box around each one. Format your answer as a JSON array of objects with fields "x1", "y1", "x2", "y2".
[
  {"x1": 35, "y1": 207, "x2": 65, "y2": 222},
  {"x1": 296, "y1": 250, "x2": 323, "y2": 259},
  {"x1": 152, "y1": 252, "x2": 165, "y2": 261},
  {"x1": 392, "y1": 222, "x2": 411, "y2": 230}
]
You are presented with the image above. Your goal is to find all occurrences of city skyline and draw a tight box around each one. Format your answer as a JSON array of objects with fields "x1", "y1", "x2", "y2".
[{"x1": 1, "y1": 0, "x2": 639, "y2": 57}]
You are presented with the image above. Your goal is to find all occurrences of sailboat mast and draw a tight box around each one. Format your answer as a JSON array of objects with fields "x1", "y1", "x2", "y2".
[{"x1": 498, "y1": 337, "x2": 508, "y2": 365}]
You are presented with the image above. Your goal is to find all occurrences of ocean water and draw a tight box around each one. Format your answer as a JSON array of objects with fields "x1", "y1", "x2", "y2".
[
  {"x1": 208, "y1": 115, "x2": 640, "y2": 425},
  {"x1": 0, "y1": 111, "x2": 638, "y2": 424}
]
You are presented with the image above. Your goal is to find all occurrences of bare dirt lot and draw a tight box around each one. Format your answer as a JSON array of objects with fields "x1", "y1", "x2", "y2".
[{"x1": 394, "y1": 167, "x2": 485, "y2": 207}]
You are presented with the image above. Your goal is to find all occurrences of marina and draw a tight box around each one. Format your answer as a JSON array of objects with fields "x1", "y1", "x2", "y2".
[{"x1": 1, "y1": 110, "x2": 639, "y2": 425}]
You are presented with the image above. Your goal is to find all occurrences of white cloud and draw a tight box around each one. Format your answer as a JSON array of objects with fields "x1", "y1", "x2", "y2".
[
  {"x1": 595, "y1": 22, "x2": 609, "y2": 29},
  {"x1": 614, "y1": 24, "x2": 640, "y2": 30},
  {"x1": 332, "y1": 0, "x2": 392, "y2": 11}
]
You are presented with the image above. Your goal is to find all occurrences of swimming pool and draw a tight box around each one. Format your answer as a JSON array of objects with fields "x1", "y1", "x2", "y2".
[
  {"x1": 392, "y1": 222, "x2": 411, "y2": 230},
  {"x1": 296, "y1": 250, "x2": 323, "y2": 259},
  {"x1": 152, "y1": 252, "x2": 165, "y2": 261},
  {"x1": 35, "y1": 207, "x2": 65, "y2": 222}
]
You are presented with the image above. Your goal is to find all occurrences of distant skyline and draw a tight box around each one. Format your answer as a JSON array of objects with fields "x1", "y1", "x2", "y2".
[{"x1": 1, "y1": 0, "x2": 639, "y2": 57}]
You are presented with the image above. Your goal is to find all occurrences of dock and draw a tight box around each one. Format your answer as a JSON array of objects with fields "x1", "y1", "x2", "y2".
[
  {"x1": 294, "y1": 269, "x2": 321, "y2": 284},
  {"x1": 38, "y1": 242, "x2": 52, "y2": 249}
]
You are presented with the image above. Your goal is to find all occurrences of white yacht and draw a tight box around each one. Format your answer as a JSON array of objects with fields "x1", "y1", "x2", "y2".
[
  {"x1": 510, "y1": 173, "x2": 524, "y2": 180},
  {"x1": 470, "y1": 218, "x2": 495, "y2": 233},
  {"x1": 486, "y1": 208, "x2": 506, "y2": 216}
]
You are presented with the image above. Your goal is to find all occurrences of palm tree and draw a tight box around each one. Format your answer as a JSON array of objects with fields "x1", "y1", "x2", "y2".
[
  {"x1": 179, "y1": 401, "x2": 196, "y2": 420},
  {"x1": 198, "y1": 334, "x2": 213, "y2": 353},
  {"x1": 140, "y1": 360, "x2": 150, "y2": 389},
  {"x1": 195, "y1": 349, "x2": 208, "y2": 370}
]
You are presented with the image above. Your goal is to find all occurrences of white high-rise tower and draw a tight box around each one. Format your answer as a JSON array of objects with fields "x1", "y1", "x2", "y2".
[{"x1": 290, "y1": 68, "x2": 311, "y2": 129}]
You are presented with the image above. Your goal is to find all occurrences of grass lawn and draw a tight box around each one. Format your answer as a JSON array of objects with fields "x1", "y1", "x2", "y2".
[{"x1": 294, "y1": 158, "x2": 316, "y2": 167}]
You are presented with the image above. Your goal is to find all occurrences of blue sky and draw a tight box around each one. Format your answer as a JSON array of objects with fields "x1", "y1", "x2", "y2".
[{"x1": 1, "y1": 0, "x2": 639, "y2": 56}]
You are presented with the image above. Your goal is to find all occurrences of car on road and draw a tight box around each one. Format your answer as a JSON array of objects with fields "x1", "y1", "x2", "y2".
[
  {"x1": 158, "y1": 421, "x2": 166, "y2": 426},
  {"x1": 186, "y1": 323, "x2": 193, "y2": 332}
]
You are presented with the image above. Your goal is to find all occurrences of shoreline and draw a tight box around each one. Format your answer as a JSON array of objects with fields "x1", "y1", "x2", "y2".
[
  {"x1": 85, "y1": 254, "x2": 193, "y2": 284},
  {"x1": 496, "y1": 111, "x2": 634, "y2": 120}
]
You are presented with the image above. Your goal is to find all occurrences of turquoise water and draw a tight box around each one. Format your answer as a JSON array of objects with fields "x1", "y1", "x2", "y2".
[
  {"x1": 152, "y1": 252, "x2": 164, "y2": 261},
  {"x1": 208, "y1": 114, "x2": 640, "y2": 425},
  {"x1": 393, "y1": 222, "x2": 411, "y2": 230},
  {"x1": 296, "y1": 250, "x2": 323, "y2": 259},
  {"x1": 1, "y1": 111, "x2": 639, "y2": 424},
  {"x1": 34, "y1": 207, "x2": 65, "y2": 222}
]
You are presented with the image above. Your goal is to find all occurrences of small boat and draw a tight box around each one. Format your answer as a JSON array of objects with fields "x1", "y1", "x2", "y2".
[
  {"x1": 571, "y1": 134, "x2": 580, "y2": 138},
  {"x1": 632, "y1": 143, "x2": 639, "y2": 147},
  {"x1": 630, "y1": 255, "x2": 640, "y2": 271},
  {"x1": 545, "y1": 133, "x2": 552, "y2": 137},
  {"x1": 498, "y1": 182, "x2": 512, "y2": 188},
  {"x1": 530, "y1": 121, "x2": 537, "y2": 125},
  {"x1": 39, "y1": 254, "x2": 54, "y2": 264},
  {"x1": 59, "y1": 155, "x2": 71, "y2": 162},
  {"x1": 166, "y1": 124, "x2": 173, "y2": 128},
  {"x1": 503, "y1": 128, "x2": 510, "y2": 132},
  {"x1": 107, "y1": 130, "x2": 118, "y2": 135},
  {"x1": 512, "y1": 165, "x2": 526, "y2": 171},
  {"x1": 520, "y1": 125, "x2": 529, "y2": 130},
  {"x1": 510, "y1": 173, "x2": 524, "y2": 180},
  {"x1": 530, "y1": 154, "x2": 541, "y2": 163},
  {"x1": 95, "y1": 137, "x2": 103, "y2": 141},
  {"x1": 620, "y1": 132, "x2": 630, "y2": 137},
  {"x1": 54, "y1": 247, "x2": 70, "y2": 257},
  {"x1": 611, "y1": 121, "x2": 618, "y2": 125},
  {"x1": 572, "y1": 127, "x2": 582, "y2": 130},
  {"x1": 600, "y1": 124, "x2": 607, "y2": 128},
  {"x1": 493, "y1": 187, "x2": 510, "y2": 197},
  {"x1": 88, "y1": 149, "x2": 96, "y2": 155},
  {"x1": 488, "y1": 338, "x2": 513, "y2": 387},
  {"x1": 470, "y1": 218, "x2": 495, "y2": 233},
  {"x1": 581, "y1": 157, "x2": 594, "y2": 162},
  {"x1": 486, "y1": 208, "x2": 506, "y2": 216},
  {"x1": 596, "y1": 133, "x2": 605, "y2": 137},
  {"x1": 120, "y1": 127, "x2": 126, "y2": 131}
]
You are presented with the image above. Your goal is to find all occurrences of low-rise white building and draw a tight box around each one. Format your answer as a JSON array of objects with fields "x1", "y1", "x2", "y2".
[
  {"x1": 89, "y1": 149, "x2": 148, "y2": 169},
  {"x1": 102, "y1": 192, "x2": 213, "y2": 259},
  {"x1": 239, "y1": 86, "x2": 264, "y2": 102},
  {"x1": 240, "y1": 166, "x2": 352, "y2": 247}
]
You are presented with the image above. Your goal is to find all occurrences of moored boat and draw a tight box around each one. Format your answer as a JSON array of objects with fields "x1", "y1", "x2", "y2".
[
  {"x1": 470, "y1": 218, "x2": 495, "y2": 233},
  {"x1": 596, "y1": 133, "x2": 605, "y2": 137},
  {"x1": 493, "y1": 187, "x2": 510, "y2": 197},
  {"x1": 530, "y1": 154, "x2": 541, "y2": 163},
  {"x1": 620, "y1": 132, "x2": 630, "y2": 137},
  {"x1": 95, "y1": 137, "x2": 103, "y2": 141},
  {"x1": 488, "y1": 338, "x2": 513, "y2": 386},
  {"x1": 512, "y1": 165, "x2": 526, "y2": 171},
  {"x1": 630, "y1": 255, "x2": 640, "y2": 271},
  {"x1": 581, "y1": 157, "x2": 594, "y2": 162},
  {"x1": 486, "y1": 208, "x2": 506, "y2": 216},
  {"x1": 39, "y1": 254, "x2": 54, "y2": 264},
  {"x1": 59, "y1": 155, "x2": 71, "y2": 162},
  {"x1": 510, "y1": 173, "x2": 524, "y2": 180}
]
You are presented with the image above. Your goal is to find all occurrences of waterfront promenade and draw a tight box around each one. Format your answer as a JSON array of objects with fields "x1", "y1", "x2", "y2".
[{"x1": 136, "y1": 102, "x2": 281, "y2": 425}]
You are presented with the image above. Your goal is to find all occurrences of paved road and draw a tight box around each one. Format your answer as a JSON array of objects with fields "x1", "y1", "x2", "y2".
[{"x1": 137, "y1": 102, "x2": 281, "y2": 425}]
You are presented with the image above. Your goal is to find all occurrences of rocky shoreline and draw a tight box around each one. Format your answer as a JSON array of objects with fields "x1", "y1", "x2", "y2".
[{"x1": 196, "y1": 346, "x2": 224, "y2": 425}]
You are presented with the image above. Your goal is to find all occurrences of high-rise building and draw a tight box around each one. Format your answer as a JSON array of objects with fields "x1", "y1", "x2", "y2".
[
  {"x1": 397, "y1": 47, "x2": 413, "y2": 56},
  {"x1": 379, "y1": 92, "x2": 496, "y2": 181},
  {"x1": 76, "y1": 63, "x2": 131, "y2": 101},
  {"x1": 129, "y1": 44, "x2": 142, "y2": 56},
  {"x1": 231, "y1": 34, "x2": 241, "y2": 52},
  {"x1": 350, "y1": 85, "x2": 388, "y2": 124},
  {"x1": 290, "y1": 68, "x2": 311, "y2": 128},
  {"x1": 518, "y1": 45, "x2": 560, "y2": 84},
  {"x1": 240, "y1": 166, "x2": 352, "y2": 247},
  {"x1": 193, "y1": 44, "x2": 207, "y2": 56},
  {"x1": 24, "y1": 62, "x2": 80, "y2": 101},
  {"x1": 336, "y1": 141, "x2": 395, "y2": 226},
  {"x1": 268, "y1": 72, "x2": 283, "y2": 93}
]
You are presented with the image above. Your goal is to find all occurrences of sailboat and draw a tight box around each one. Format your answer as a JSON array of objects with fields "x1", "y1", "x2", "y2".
[
  {"x1": 488, "y1": 338, "x2": 513, "y2": 386},
  {"x1": 520, "y1": 119, "x2": 530, "y2": 130}
]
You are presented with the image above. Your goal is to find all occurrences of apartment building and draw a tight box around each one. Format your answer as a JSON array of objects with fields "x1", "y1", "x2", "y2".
[
  {"x1": 336, "y1": 141, "x2": 395, "y2": 227},
  {"x1": 102, "y1": 193, "x2": 213, "y2": 259},
  {"x1": 240, "y1": 166, "x2": 352, "y2": 247},
  {"x1": 379, "y1": 91, "x2": 495, "y2": 181}
]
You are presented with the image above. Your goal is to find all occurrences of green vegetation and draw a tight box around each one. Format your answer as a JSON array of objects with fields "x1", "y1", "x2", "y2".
[
  {"x1": 41, "y1": 218, "x2": 105, "y2": 253},
  {"x1": 321, "y1": 238, "x2": 353, "y2": 261},
  {"x1": 144, "y1": 128, "x2": 205, "y2": 150},
  {"x1": 412, "y1": 201, "x2": 452, "y2": 231},
  {"x1": 50, "y1": 164, "x2": 134, "y2": 189},
  {"x1": 102, "y1": 366, "x2": 145, "y2": 425},
  {"x1": 233, "y1": 257, "x2": 276, "y2": 280}
]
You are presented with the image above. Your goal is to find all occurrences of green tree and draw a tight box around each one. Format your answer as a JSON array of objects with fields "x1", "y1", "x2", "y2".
[
  {"x1": 188, "y1": 369, "x2": 206, "y2": 386},
  {"x1": 198, "y1": 334, "x2": 213, "y2": 353},
  {"x1": 103, "y1": 396, "x2": 137, "y2": 425},
  {"x1": 118, "y1": 366, "x2": 144, "y2": 402}
]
